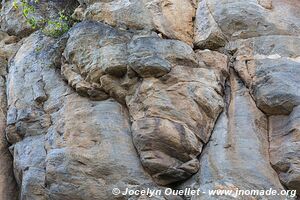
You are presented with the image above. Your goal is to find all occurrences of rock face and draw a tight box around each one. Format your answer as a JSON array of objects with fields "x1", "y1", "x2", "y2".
[
  {"x1": 227, "y1": 36, "x2": 300, "y2": 115},
  {"x1": 61, "y1": 21, "x2": 199, "y2": 102},
  {"x1": 6, "y1": 32, "x2": 70, "y2": 200},
  {"x1": 128, "y1": 64, "x2": 224, "y2": 185},
  {"x1": 44, "y1": 98, "x2": 163, "y2": 200},
  {"x1": 0, "y1": 75, "x2": 18, "y2": 200},
  {"x1": 0, "y1": 0, "x2": 79, "y2": 37},
  {"x1": 74, "y1": 0, "x2": 196, "y2": 45},
  {"x1": 6, "y1": 31, "x2": 169, "y2": 200},
  {"x1": 62, "y1": 21, "x2": 225, "y2": 185},
  {"x1": 0, "y1": 0, "x2": 299, "y2": 200},
  {"x1": 0, "y1": 32, "x2": 19, "y2": 200},
  {"x1": 179, "y1": 72, "x2": 285, "y2": 200},
  {"x1": 194, "y1": 0, "x2": 300, "y2": 49},
  {"x1": 269, "y1": 106, "x2": 300, "y2": 196}
]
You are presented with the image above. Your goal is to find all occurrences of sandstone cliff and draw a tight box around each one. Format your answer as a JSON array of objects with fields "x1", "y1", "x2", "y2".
[{"x1": 0, "y1": 0, "x2": 299, "y2": 199}]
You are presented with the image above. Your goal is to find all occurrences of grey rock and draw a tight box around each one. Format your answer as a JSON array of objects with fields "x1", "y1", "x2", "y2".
[
  {"x1": 269, "y1": 106, "x2": 300, "y2": 195},
  {"x1": 99, "y1": 43, "x2": 129, "y2": 77},
  {"x1": 128, "y1": 36, "x2": 197, "y2": 77},
  {"x1": 32, "y1": 80, "x2": 47, "y2": 103},
  {"x1": 6, "y1": 32, "x2": 66, "y2": 145},
  {"x1": 194, "y1": 0, "x2": 227, "y2": 49},
  {"x1": 127, "y1": 64, "x2": 224, "y2": 185},
  {"x1": 62, "y1": 21, "x2": 226, "y2": 185},
  {"x1": 0, "y1": 0, "x2": 79, "y2": 37},
  {"x1": 45, "y1": 97, "x2": 164, "y2": 200},
  {"x1": 194, "y1": 0, "x2": 300, "y2": 49},
  {"x1": 227, "y1": 36, "x2": 300, "y2": 115},
  {"x1": 62, "y1": 21, "x2": 197, "y2": 103},
  {"x1": 6, "y1": 31, "x2": 70, "y2": 200},
  {"x1": 0, "y1": 30, "x2": 20, "y2": 62},
  {"x1": 75, "y1": 0, "x2": 196, "y2": 45},
  {"x1": 179, "y1": 71, "x2": 286, "y2": 200},
  {"x1": 2, "y1": 1, "x2": 300, "y2": 198},
  {"x1": 252, "y1": 58, "x2": 300, "y2": 115},
  {"x1": 13, "y1": 135, "x2": 46, "y2": 200},
  {"x1": 0, "y1": 58, "x2": 18, "y2": 200},
  {"x1": 6, "y1": 30, "x2": 166, "y2": 200}
]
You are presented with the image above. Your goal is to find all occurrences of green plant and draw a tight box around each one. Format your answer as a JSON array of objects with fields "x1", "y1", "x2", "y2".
[
  {"x1": 13, "y1": 0, "x2": 71, "y2": 37},
  {"x1": 35, "y1": 44, "x2": 43, "y2": 52}
]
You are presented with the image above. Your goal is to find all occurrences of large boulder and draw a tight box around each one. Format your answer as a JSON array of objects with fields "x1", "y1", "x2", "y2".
[
  {"x1": 128, "y1": 65, "x2": 224, "y2": 185},
  {"x1": 127, "y1": 50, "x2": 227, "y2": 185},
  {"x1": 227, "y1": 36, "x2": 300, "y2": 115}
]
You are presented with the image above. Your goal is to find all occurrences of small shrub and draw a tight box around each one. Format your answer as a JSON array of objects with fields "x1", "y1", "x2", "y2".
[{"x1": 13, "y1": 0, "x2": 71, "y2": 37}]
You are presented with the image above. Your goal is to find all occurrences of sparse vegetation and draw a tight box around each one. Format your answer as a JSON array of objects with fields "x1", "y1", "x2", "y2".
[{"x1": 12, "y1": 0, "x2": 71, "y2": 37}]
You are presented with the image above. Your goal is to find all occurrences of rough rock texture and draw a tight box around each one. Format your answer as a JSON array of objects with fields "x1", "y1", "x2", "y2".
[
  {"x1": 74, "y1": 0, "x2": 196, "y2": 45},
  {"x1": 227, "y1": 36, "x2": 300, "y2": 115},
  {"x1": 178, "y1": 71, "x2": 287, "y2": 200},
  {"x1": 0, "y1": 0, "x2": 299, "y2": 199},
  {"x1": 62, "y1": 21, "x2": 226, "y2": 185},
  {"x1": 6, "y1": 32, "x2": 166, "y2": 200},
  {"x1": 6, "y1": 31, "x2": 70, "y2": 200},
  {"x1": 269, "y1": 106, "x2": 300, "y2": 196},
  {"x1": 44, "y1": 97, "x2": 165, "y2": 200},
  {"x1": 191, "y1": 0, "x2": 300, "y2": 197},
  {"x1": 0, "y1": 31, "x2": 19, "y2": 200},
  {"x1": 0, "y1": 75, "x2": 18, "y2": 200},
  {"x1": 128, "y1": 64, "x2": 224, "y2": 185},
  {"x1": 61, "y1": 20, "x2": 199, "y2": 101},
  {"x1": 195, "y1": 0, "x2": 300, "y2": 49},
  {"x1": 0, "y1": 0, "x2": 79, "y2": 37}
]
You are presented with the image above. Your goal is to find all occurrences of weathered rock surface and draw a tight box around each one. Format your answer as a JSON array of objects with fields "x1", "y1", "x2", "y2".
[
  {"x1": 74, "y1": 0, "x2": 196, "y2": 45},
  {"x1": 62, "y1": 21, "x2": 226, "y2": 185},
  {"x1": 0, "y1": 0, "x2": 300, "y2": 199},
  {"x1": 6, "y1": 31, "x2": 70, "y2": 200},
  {"x1": 269, "y1": 106, "x2": 300, "y2": 195},
  {"x1": 194, "y1": 0, "x2": 300, "y2": 49},
  {"x1": 0, "y1": 30, "x2": 20, "y2": 61},
  {"x1": 227, "y1": 36, "x2": 300, "y2": 115},
  {"x1": 62, "y1": 21, "x2": 198, "y2": 103},
  {"x1": 0, "y1": 79, "x2": 18, "y2": 200},
  {"x1": 44, "y1": 97, "x2": 166, "y2": 200},
  {"x1": 6, "y1": 31, "x2": 167, "y2": 200},
  {"x1": 195, "y1": 49, "x2": 229, "y2": 82},
  {"x1": 0, "y1": 32, "x2": 19, "y2": 200},
  {"x1": 128, "y1": 64, "x2": 224, "y2": 185},
  {"x1": 179, "y1": 71, "x2": 286, "y2": 199},
  {"x1": 0, "y1": 0, "x2": 79, "y2": 37}
]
